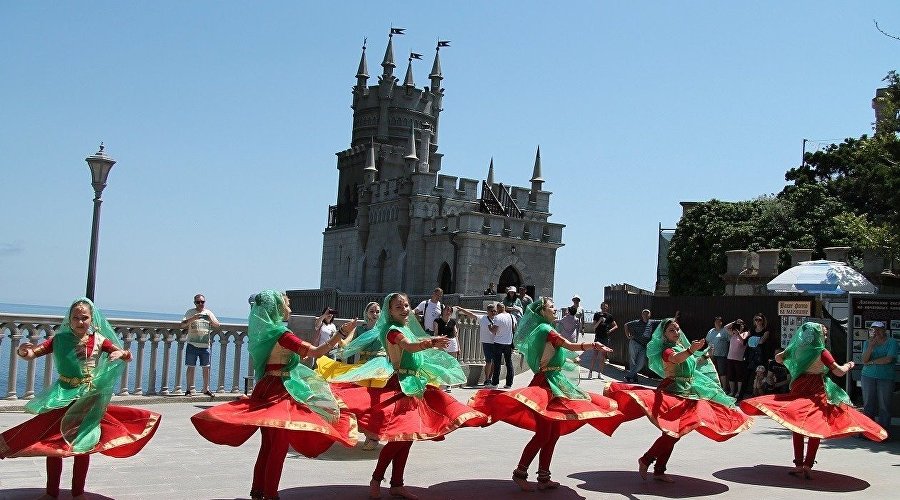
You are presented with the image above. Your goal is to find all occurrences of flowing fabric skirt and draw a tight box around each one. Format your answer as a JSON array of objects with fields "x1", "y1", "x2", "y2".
[
  {"x1": 0, "y1": 405, "x2": 160, "y2": 459},
  {"x1": 606, "y1": 382, "x2": 751, "y2": 441},
  {"x1": 331, "y1": 375, "x2": 487, "y2": 442},
  {"x1": 740, "y1": 374, "x2": 887, "y2": 441},
  {"x1": 469, "y1": 373, "x2": 624, "y2": 436},
  {"x1": 316, "y1": 356, "x2": 388, "y2": 388},
  {"x1": 191, "y1": 375, "x2": 359, "y2": 458}
]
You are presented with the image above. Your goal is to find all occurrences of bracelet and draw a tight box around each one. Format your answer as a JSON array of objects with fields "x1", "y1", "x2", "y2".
[{"x1": 580, "y1": 342, "x2": 585, "y2": 350}]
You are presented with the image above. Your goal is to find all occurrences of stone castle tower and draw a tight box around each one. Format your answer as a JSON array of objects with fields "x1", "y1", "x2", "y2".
[{"x1": 320, "y1": 31, "x2": 564, "y2": 297}]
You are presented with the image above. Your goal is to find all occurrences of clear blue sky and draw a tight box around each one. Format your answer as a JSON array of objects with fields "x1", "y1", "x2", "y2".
[{"x1": 2, "y1": 2, "x2": 897, "y2": 318}]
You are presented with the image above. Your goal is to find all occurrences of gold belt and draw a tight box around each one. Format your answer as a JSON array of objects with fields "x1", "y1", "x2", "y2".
[
  {"x1": 541, "y1": 366, "x2": 561, "y2": 372},
  {"x1": 265, "y1": 370, "x2": 290, "y2": 377},
  {"x1": 397, "y1": 368, "x2": 418, "y2": 376},
  {"x1": 59, "y1": 374, "x2": 92, "y2": 386}
]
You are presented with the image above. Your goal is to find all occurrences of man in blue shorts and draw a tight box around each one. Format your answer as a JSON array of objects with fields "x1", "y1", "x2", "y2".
[{"x1": 181, "y1": 293, "x2": 220, "y2": 397}]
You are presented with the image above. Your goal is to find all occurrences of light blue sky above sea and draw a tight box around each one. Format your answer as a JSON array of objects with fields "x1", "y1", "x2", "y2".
[{"x1": 1, "y1": 2, "x2": 897, "y2": 318}]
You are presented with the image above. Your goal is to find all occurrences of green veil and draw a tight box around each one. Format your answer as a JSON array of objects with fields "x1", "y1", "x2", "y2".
[
  {"x1": 248, "y1": 290, "x2": 340, "y2": 422},
  {"x1": 513, "y1": 297, "x2": 588, "y2": 400},
  {"x1": 333, "y1": 293, "x2": 466, "y2": 397},
  {"x1": 782, "y1": 322, "x2": 851, "y2": 406},
  {"x1": 338, "y1": 302, "x2": 384, "y2": 361},
  {"x1": 646, "y1": 318, "x2": 735, "y2": 407},
  {"x1": 25, "y1": 297, "x2": 124, "y2": 453}
]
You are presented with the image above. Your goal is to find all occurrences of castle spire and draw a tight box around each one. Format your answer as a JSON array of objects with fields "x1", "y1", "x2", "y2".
[
  {"x1": 430, "y1": 40, "x2": 449, "y2": 90},
  {"x1": 355, "y1": 38, "x2": 369, "y2": 92},
  {"x1": 404, "y1": 52, "x2": 422, "y2": 88},
  {"x1": 382, "y1": 27, "x2": 404, "y2": 77},
  {"x1": 529, "y1": 146, "x2": 543, "y2": 203},
  {"x1": 364, "y1": 140, "x2": 378, "y2": 184},
  {"x1": 404, "y1": 125, "x2": 418, "y2": 172},
  {"x1": 486, "y1": 157, "x2": 495, "y2": 187}
]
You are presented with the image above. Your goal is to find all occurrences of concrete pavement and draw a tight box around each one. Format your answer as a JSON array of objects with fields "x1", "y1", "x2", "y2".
[{"x1": 1, "y1": 366, "x2": 897, "y2": 500}]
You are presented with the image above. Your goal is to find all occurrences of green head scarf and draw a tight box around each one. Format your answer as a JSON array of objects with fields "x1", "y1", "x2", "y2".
[
  {"x1": 339, "y1": 302, "x2": 384, "y2": 361},
  {"x1": 513, "y1": 297, "x2": 587, "y2": 400},
  {"x1": 25, "y1": 297, "x2": 124, "y2": 453},
  {"x1": 248, "y1": 290, "x2": 340, "y2": 422},
  {"x1": 782, "y1": 322, "x2": 850, "y2": 406},
  {"x1": 646, "y1": 318, "x2": 735, "y2": 407},
  {"x1": 334, "y1": 293, "x2": 466, "y2": 396}
]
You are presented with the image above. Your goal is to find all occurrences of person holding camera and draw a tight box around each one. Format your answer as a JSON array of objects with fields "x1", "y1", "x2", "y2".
[{"x1": 181, "y1": 293, "x2": 220, "y2": 397}]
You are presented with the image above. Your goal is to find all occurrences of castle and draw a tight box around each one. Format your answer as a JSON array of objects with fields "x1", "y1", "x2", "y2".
[{"x1": 320, "y1": 31, "x2": 565, "y2": 298}]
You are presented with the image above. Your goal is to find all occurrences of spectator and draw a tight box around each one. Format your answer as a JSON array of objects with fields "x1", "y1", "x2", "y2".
[
  {"x1": 705, "y1": 316, "x2": 729, "y2": 387},
  {"x1": 589, "y1": 301, "x2": 618, "y2": 379},
  {"x1": 518, "y1": 286, "x2": 533, "y2": 310},
  {"x1": 752, "y1": 365, "x2": 767, "y2": 396},
  {"x1": 624, "y1": 309, "x2": 660, "y2": 383},
  {"x1": 414, "y1": 288, "x2": 443, "y2": 334},
  {"x1": 502, "y1": 286, "x2": 524, "y2": 320},
  {"x1": 570, "y1": 295, "x2": 586, "y2": 334},
  {"x1": 315, "y1": 306, "x2": 339, "y2": 349},
  {"x1": 491, "y1": 302, "x2": 516, "y2": 389},
  {"x1": 861, "y1": 321, "x2": 897, "y2": 434},
  {"x1": 483, "y1": 282, "x2": 496, "y2": 295},
  {"x1": 478, "y1": 303, "x2": 500, "y2": 386},
  {"x1": 557, "y1": 306, "x2": 581, "y2": 343},
  {"x1": 745, "y1": 313, "x2": 771, "y2": 391},
  {"x1": 433, "y1": 305, "x2": 461, "y2": 362},
  {"x1": 765, "y1": 359, "x2": 790, "y2": 394},
  {"x1": 725, "y1": 319, "x2": 749, "y2": 398},
  {"x1": 181, "y1": 293, "x2": 220, "y2": 397}
]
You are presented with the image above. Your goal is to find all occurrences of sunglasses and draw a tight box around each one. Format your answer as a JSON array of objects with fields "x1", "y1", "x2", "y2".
[{"x1": 195, "y1": 300, "x2": 205, "y2": 304}]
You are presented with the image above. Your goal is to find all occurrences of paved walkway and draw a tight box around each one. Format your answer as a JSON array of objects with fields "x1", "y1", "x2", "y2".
[{"x1": 1, "y1": 366, "x2": 897, "y2": 500}]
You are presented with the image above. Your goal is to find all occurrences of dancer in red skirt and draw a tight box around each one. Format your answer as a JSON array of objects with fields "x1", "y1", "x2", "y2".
[
  {"x1": 332, "y1": 292, "x2": 487, "y2": 499},
  {"x1": 740, "y1": 321, "x2": 887, "y2": 478},
  {"x1": 607, "y1": 318, "x2": 751, "y2": 482},
  {"x1": 469, "y1": 297, "x2": 623, "y2": 492},
  {"x1": 0, "y1": 298, "x2": 160, "y2": 499},
  {"x1": 191, "y1": 290, "x2": 359, "y2": 500}
]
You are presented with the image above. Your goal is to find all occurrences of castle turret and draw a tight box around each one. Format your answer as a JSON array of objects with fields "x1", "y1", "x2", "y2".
[
  {"x1": 363, "y1": 142, "x2": 378, "y2": 184},
  {"x1": 354, "y1": 39, "x2": 369, "y2": 96},
  {"x1": 404, "y1": 125, "x2": 418, "y2": 172},
  {"x1": 529, "y1": 146, "x2": 543, "y2": 204}
]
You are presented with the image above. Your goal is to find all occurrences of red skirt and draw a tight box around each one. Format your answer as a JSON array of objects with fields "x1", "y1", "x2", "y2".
[
  {"x1": 191, "y1": 375, "x2": 359, "y2": 458},
  {"x1": 469, "y1": 373, "x2": 624, "y2": 436},
  {"x1": 0, "y1": 404, "x2": 160, "y2": 459},
  {"x1": 607, "y1": 382, "x2": 751, "y2": 442},
  {"x1": 740, "y1": 373, "x2": 887, "y2": 441},
  {"x1": 330, "y1": 375, "x2": 487, "y2": 442}
]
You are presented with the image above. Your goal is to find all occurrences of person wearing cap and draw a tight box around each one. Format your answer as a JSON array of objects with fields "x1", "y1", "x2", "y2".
[
  {"x1": 503, "y1": 286, "x2": 523, "y2": 320},
  {"x1": 861, "y1": 321, "x2": 897, "y2": 433}
]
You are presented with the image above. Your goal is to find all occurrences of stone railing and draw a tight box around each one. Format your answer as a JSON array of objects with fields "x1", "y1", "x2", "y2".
[
  {"x1": 0, "y1": 311, "x2": 500, "y2": 401},
  {"x1": 0, "y1": 314, "x2": 249, "y2": 400}
]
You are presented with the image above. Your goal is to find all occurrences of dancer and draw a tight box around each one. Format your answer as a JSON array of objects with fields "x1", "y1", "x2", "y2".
[
  {"x1": 0, "y1": 298, "x2": 160, "y2": 500},
  {"x1": 740, "y1": 322, "x2": 887, "y2": 479},
  {"x1": 332, "y1": 292, "x2": 487, "y2": 499},
  {"x1": 191, "y1": 290, "x2": 359, "y2": 500},
  {"x1": 469, "y1": 297, "x2": 623, "y2": 492},
  {"x1": 607, "y1": 318, "x2": 751, "y2": 482}
]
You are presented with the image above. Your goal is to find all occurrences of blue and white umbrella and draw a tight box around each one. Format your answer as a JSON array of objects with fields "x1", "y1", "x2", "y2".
[{"x1": 767, "y1": 260, "x2": 877, "y2": 295}]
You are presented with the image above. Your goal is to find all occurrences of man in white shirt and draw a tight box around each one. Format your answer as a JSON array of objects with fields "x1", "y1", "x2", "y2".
[
  {"x1": 414, "y1": 288, "x2": 443, "y2": 335},
  {"x1": 478, "y1": 303, "x2": 500, "y2": 386},
  {"x1": 491, "y1": 303, "x2": 516, "y2": 389},
  {"x1": 180, "y1": 293, "x2": 220, "y2": 397}
]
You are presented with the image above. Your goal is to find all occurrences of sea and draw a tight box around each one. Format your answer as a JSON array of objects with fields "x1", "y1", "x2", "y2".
[{"x1": 1, "y1": 303, "x2": 250, "y2": 398}]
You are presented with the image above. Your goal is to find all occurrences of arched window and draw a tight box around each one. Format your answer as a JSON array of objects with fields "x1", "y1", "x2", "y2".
[
  {"x1": 438, "y1": 262, "x2": 453, "y2": 294},
  {"x1": 498, "y1": 265, "x2": 521, "y2": 293}
]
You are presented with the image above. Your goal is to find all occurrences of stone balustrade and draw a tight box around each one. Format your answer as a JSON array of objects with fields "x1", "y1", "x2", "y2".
[{"x1": 0, "y1": 311, "x2": 495, "y2": 401}]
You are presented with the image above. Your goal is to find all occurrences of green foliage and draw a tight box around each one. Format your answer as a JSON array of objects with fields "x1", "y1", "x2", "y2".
[{"x1": 669, "y1": 71, "x2": 900, "y2": 296}]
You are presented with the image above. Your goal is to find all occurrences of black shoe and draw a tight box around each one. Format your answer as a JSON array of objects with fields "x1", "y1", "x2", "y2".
[{"x1": 204, "y1": 390, "x2": 215, "y2": 398}]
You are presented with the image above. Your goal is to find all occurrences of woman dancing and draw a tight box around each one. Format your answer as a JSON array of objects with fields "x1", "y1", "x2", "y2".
[
  {"x1": 469, "y1": 297, "x2": 622, "y2": 492},
  {"x1": 0, "y1": 298, "x2": 160, "y2": 499},
  {"x1": 191, "y1": 290, "x2": 359, "y2": 500},
  {"x1": 740, "y1": 322, "x2": 887, "y2": 478},
  {"x1": 332, "y1": 292, "x2": 487, "y2": 499},
  {"x1": 607, "y1": 318, "x2": 751, "y2": 482}
]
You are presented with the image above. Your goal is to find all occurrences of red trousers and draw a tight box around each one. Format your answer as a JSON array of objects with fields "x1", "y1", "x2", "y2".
[
  {"x1": 517, "y1": 420, "x2": 562, "y2": 472},
  {"x1": 251, "y1": 428, "x2": 291, "y2": 499},
  {"x1": 640, "y1": 433, "x2": 680, "y2": 475},
  {"x1": 46, "y1": 455, "x2": 89, "y2": 497},
  {"x1": 792, "y1": 432, "x2": 820, "y2": 467},
  {"x1": 372, "y1": 441, "x2": 413, "y2": 487}
]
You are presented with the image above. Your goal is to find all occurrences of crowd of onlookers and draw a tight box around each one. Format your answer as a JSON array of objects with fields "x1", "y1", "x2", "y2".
[{"x1": 703, "y1": 314, "x2": 789, "y2": 399}]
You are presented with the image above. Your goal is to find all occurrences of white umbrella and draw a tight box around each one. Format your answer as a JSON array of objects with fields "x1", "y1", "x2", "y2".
[{"x1": 767, "y1": 260, "x2": 877, "y2": 295}]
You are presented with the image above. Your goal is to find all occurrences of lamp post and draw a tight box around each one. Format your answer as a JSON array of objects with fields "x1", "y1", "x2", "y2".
[{"x1": 84, "y1": 143, "x2": 117, "y2": 301}]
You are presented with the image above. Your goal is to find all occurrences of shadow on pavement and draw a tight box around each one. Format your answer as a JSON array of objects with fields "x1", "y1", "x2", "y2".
[
  {"x1": 570, "y1": 470, "x2": 728, "y2": 498},
  {"x1": 262, "y1": 479, "x2": 589, "y2": 500},
  {"x1": 0, "y1": 489, "x2": 114, "y2": 500},
  {"x1": 713, "y1": 464, "x2": 870, "y2": 492}
]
